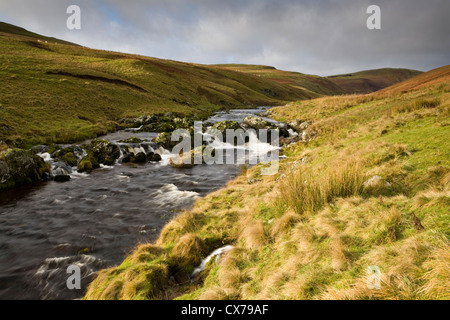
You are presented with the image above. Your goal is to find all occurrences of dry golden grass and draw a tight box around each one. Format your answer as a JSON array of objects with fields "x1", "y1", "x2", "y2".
[
  {"x1": 240, "y1": 219, "x2": 266, "y2": 250},
  {"x1": 377, "y1": 65, "x2": 450, "y2": 95},
  {"x1": 330, "y1": 236, "x2": 350, "y2": 271},
  {"x1": 171, "y1": 233, "x2": 204, "y2": 267},
  {"x1": 271, "y1": 210, "x2": 300, "y2": 237},
  {"x1": 280, "y1": 158, "x2": 365, "y2": 216},
  {"x1": 419, "y1": 238, "x2": 450, "y2": 299}
]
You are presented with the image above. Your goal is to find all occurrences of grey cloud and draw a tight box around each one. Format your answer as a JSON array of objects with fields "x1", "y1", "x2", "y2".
[{"x1": 0, "y1": 0, "x2": 448, "y2": 75}]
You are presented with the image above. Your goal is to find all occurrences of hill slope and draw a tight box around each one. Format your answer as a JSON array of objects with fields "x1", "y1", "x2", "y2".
[
  {"x1": 0, "y1": 22, "x2": 317, "y2": 147},
  {"x1": 377, "y1": 65, "x2": 450, "y2": 94},
  {"x1": 0, "y1": 22, "x2": 423, "y2": 147},
  {"x1": 327, "y1": 68, "x2": 423, "y2": 94},
  {"x1": 0, "y1": 21, "x2": 78, "y2": 46},
  {"x1": 214, "y1": 64, "x2": 346, "y2": 97},
  {"x1": 85, "y1": 65, "x2": 449, "y2": 300}
]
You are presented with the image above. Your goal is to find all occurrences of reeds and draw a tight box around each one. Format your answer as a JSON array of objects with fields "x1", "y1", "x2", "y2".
[{"x1": 280, "y1": 160, "x2": 365, "y2": 215}]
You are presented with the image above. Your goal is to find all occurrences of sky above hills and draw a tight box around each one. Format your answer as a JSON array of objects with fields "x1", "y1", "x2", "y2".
[{"x1": 0, "y1": 0, "x2": 449, "y2": 76}]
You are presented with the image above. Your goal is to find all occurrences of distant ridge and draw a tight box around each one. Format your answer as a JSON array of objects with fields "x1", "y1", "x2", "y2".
[
  {"x1": 0, "y1": 21, "x2": 78, "y2": 46},
  {"x1": 326, "y1": 68, "x2": 423, "y2": 94},
  {"x1": 377, "y1": 65, "x2": 450, "y2": 94}
]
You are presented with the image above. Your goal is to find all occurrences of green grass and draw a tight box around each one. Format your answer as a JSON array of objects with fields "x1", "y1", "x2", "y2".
[
  {"x1": 84, "y1": 66, "x2": 450, "y2": 300},
  {"x1": 0, "y1": 22, "x2": 322, "y2": 147},
  {"x1": 215, "y1": 64, "x2": 346, "y2": 97},
  {"x1": 0, "y1": 22, "x2": 423, "y2": 148}
]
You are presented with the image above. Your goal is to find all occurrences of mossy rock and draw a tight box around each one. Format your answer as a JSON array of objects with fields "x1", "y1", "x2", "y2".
[
  {"x1": 91, "y1": 139, "x2": 120, "y2": 166},
  {"x1": 0, "y1": 148, "x2": 51, "y2": 192},
  {"x1": 173, "y1": 117, "x2": 193, "y2": 129},
  {"x1": 60, "y1": 152, "x2": 77, "y2": 167},
  {"x1": 53, "y1": 147, "x2": 79, "y2": 167},
  {"x1": 154, "y1": 132, "x2": 178, "y2": 150},
  {"x1": 77, "y1": 152, "x2": 100, "y2": 173},
  {"x1": 212, "y1": 120, "x2": 242, "y2": 133},
  {"x1": 142, "y1": 121, "x2": 176, "y2": 133},
  {"x1": 133, "y1": 152, "x2": 147, "y2": 163}
]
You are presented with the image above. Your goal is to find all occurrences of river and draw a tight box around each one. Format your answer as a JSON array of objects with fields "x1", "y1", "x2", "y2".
[{"x1": 0, "y1": 107, "x2": 280, "y2": 300}]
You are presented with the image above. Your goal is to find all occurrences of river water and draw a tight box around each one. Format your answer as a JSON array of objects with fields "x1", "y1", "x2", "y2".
[{"x1": 0, "y1": 108, "x2": 279, "y2": 300}]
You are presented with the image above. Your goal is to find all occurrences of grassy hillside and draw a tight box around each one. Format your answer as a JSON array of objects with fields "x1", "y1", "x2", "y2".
[
  {"x1": 84, "y1": 65, "x2": 449, "y2": 300},
  {"x1": 214, "y1": 64, "x2": 346, "y2": 97},
  {"x1": 327, "y1": 68, "x2": 423, "y2": 94},
  {"x1": 0, "y1": 21, "x2": 78, "y2": 46},
  {"x1": 0, "y1": 22, "x2": 318, "y2": 148}
]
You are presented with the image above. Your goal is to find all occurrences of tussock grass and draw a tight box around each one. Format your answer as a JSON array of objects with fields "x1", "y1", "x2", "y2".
[
  {"x1": 280, "y1": 159, "x2": 365, "y2": 216},
  {"x1": 85, "y1": 65, "x2": 450, "y2": 300},
  {"x1": 240, "y1": 219, "x2": 266, "y2": 250},
  {"x1": 420, "y1": 238, "x2": 450, "y2": 299},
  {"x1": 389, "y1": 98, "x2": 441, "y2": 114}
]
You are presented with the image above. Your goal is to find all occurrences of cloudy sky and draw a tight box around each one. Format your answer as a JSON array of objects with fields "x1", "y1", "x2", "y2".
[{"x1": 0, "y1": 0, "x2": 448, "y2": 76}]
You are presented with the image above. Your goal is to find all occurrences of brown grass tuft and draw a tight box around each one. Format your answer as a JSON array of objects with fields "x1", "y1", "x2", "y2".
[
  {"x1": 330, "y1": 236, "x2": 350, "y2": 271},
  {"x1": 271, "y1": 210, "x2": 300, "y2": 237},
  {"x1": 419, "y1": 239, "x2": 450, "y2": 299},
  {"x1": 240, "y1": 219, "x2": 266, "y2": 250},
  {"x1": 171, "y1": 233, "x2": 204, "y2": 268},
  {"x1": 280, "y1": 159, "x2": 365, "y2": 216}
]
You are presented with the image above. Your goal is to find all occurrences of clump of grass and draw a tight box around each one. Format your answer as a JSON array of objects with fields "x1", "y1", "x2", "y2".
[
  {"x1": 84, "y1": 256, "x2": 169, "y2": 300},
  {"x1": 171, "y1": 233, "x2": 204, "y2": 271},
  {"x1": 390, "y1": 98, "x2": 441, "y2": 114},
  {"x1": 280, "y1": 160, "x2": 365, "y2": 215},
  {"x1": 419, "y1": 238, "x2": 450, "y2": 299},
  {"x1": 330, "y1": 236, "x2": 350, "y2": 271},
  {"x1": 271, "y1": 210, "x2": 300, "y2": 236},
  {"x1": 240, "y1": 219, "x2": 266, "y2": 250},
  {"x1": 416, "y1": 98, "x2": 441, "y2": 109}
]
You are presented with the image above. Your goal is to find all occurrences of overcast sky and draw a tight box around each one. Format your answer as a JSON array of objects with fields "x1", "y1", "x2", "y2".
[{"x1": 0, "y1": 0, "x2": 448, "y2": 76}]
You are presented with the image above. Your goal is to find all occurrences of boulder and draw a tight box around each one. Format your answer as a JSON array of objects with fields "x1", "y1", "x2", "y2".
[
  {"x1": 30, "y1": 145, "x2": 48, "y2": 154},
  {"x1": 91, "y1": 139, "x2": 120, "y2": 166},
  {"x1": 169, "y1": 149, "x2": 196, "y2": 169},
  {"x1": 77, "y1": 152, "x2": 100, "y2": 173},
  {"x1": 0, "y1": 148, "x2": 51, "y2": 191},
  {"x1": 288, "y1": 119, "x2": 313, "y2": 133},
  {"x1": 279, "y1": 136, "x2": 301, "y2": 146},
  {"x1": 147, "y1": 152, "x2": 162, "y2": 162},
  {"x1": 141, "y1": 122, "x2": 176, "y2": 133},
  {"x1": 133, "y1": 152, "x2": 147, "y2": 163},
  {"x1": 53, "y1": 147, "x2": 78, "y2": 167},
  {"x1": 241, "y1": 116, "x2": 272, "y2": 130},
  {"x1": 154, "y1": 132, "x2": 179, "y2": 150},
  {"x1": 363, "y1": 175, "x2": 392, "y2": 196},
  {"x1": 52, "y1": 162, "x2": 72, "y2": 182},
  {"x1": 118, "y1": 137, "x2": 144, "y2": 144},
  {"x1": 212, "y1": 120, "x2": 242, "y2": 134},
  {"x1": 364, "y1": 175, "x2": 392, "y2": 188}
]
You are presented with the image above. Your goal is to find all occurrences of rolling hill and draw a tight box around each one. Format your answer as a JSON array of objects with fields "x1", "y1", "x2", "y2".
[
  {"x1": 214, "y1": 64, "x2": 346, "y2": 97},
  {"x1": 376, "y1": 65, "x2": 450, "y2": 94},
  {"x1": 0, "y1": 22, "x2": 316, "y2": 147},
  {"x1": 0, "y1": 21, "x2": 426, "y2": 148},
  {"x1": 327, "y1": 68, "x2": 423, "y2": 94}
]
